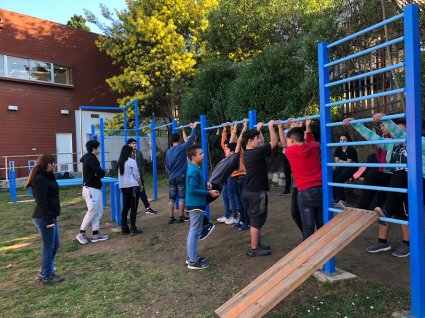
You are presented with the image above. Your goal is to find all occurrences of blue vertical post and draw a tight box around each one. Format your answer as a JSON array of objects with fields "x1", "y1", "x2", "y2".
[
  {"x1": 91, "y1": 124, "x2": 95, "y2": 140},
  {"x1": 200, "y1": 115, "x2": 210, "y2": 219},
  {"x1": 124, "y1": 110, "x2": 128, "y2": 144},
  {"x1": 134, "y1": 100, "x2": 140, "y2": 150},
  {"x1": 151, "y1": 119, "x2": 158, "y2": 200},
  {"x1": 9, "y1": 170, "x2": 17, "y2": 203},
  {"x1": 248, "y1": 110, "x2": 257, "y2": 129},
  {"x1": 318, "y1": 42, "x2": 336, "y2": 275},
  {"x1": 110, "y1": 182, "x2": 116, "y2": 222},
  {"x1": 115, "y1": 182, "x2": 121, "y2": 225},
  {"x1": 404, "y1": 4, "x2": 425, "y2": 317},
  {"x1": 172, "y1": 119, "x2": 178, "y2": 134},
  {"x1": 100, "y1": 118, "x2": 107, "y2": 207}
]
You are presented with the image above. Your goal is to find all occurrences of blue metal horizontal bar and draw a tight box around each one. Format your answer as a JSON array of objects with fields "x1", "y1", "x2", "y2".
[
  {"x1": 326, "y1": 36, "x2": 404, "y2": 68},
  {"x1": 104, "y1": 136, "x2": 149, "y2": 139},
  {"x1": 328, "y1": 182, "x2": 407, "y2": 193},
  {"x1": 154, "y1": 123, "x2": 173, "y2": 129},
  {"x1": 204, "y1": 119, "x2": 248, "y2": 131},
  {"x1": 327, "y1": 162, "x2": 407, "y2": 168},
  {"x1": 326, "y1": 88, "x2": 405, "y2": 107},
  {"x1": 176, "y1": 124, "x2": 191, "y2": 129},
  {"x1": 326, "y1": 113, "x2": 405, "y2": 127},
  {"x1": 138, "y1": 124, "x2": 151, "y2": 130},
  {"x1": 102, "y1": 128, "x2": 138, "y2": 131},
  {"x1": 275, "y1": 114, "x2": 320, "y2": 125},
  {"x1": 329, "y1": 208, "x2": 409, "y2": 225},
  {"x1": 327, "y1": 13, "x2": 404, "y2": 48},
  {"x1": 80, "y1": 106, "x2": 123, "y2": 110},
  {"x1": 326, "y1": 63, "x2": 404, "y2": 88},
  {"x1": 327, "y1": 138, "x2": 405, "y2": 147}
]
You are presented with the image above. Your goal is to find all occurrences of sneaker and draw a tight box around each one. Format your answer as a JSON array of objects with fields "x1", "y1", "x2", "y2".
[
  {"x1": 200, "y1": 223, "x2": 215, "y2": 240},
  {"x1": 76, "y1": 232, "x2": 89, "y2": 245},
  {"x1": 168, "y1": 216, "x2": 176, "y2": 224},
  {"x1": 41, "y1": 274, "x2": 64, "y2": 285},
  {"x1": 185, "y1": 256, "x2": 207, "y2": 265},
  {"x1": 187, "y1": 260, "x2": 209, "y2": 270},
  {"x1": 392, "y1": 243, "x2": 410, "y2": 258},
  {"x1": 239, "y1": 223, "x2": 250, "y2": 231},
  {"x1": 366, "y1": 241, "x2": 391, "y2": 253},
  {"x1": 145, "y1": 207, "x2": 157, "y2": 215},
  {"x1": 91, "y1": 233, "x2": 109, "y2": 242},
  {"x1": 216, "y1": 216, "x2": 228, "y2": 223},
  {"x1": 225, "y1": 217, "x2": 239, "y2": 225},
  {"x1": 278, "y1": 190, "x2": 291, "y2": 196},
  {"x1": 178, "y1": 216, "x2": 190, "y2": 223},
  {"x1": 334, "y1": 200, "x2": 347, "y2": 209},
  {"x1": 247, "y1": 247, "x2": 271, "y2": 257},
  {"x1": 130, "y1": 227, "x2": 142, "y2": 236},
  {"x1": 233, "y1": 221, "x2": 242, "y2": 228},
  {"x1": 121, "y1": 226, "x2": 130, "y2": 234}
]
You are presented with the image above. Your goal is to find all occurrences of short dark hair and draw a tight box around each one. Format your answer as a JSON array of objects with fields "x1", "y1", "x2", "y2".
[
  {"x1": 243, "y1": 129, "x2": 260, "y2": 144},
  {"x1": 340, "y1": 133, "x2": 352, "y2": 142},
  {"x1": 86, "y1": 140, "x2": 100, "y2": 153},
  {"x1": 187, "y1": 144, "x2": 202, "y2": 160},
  {"x1": 226, "y1": 142, "x2": 236, "y2": 152},
  {"x1": 171, "y1": 133, "x2": 181, "y2": 143},
  {"x1": 286, "y1": 127, "x2": 305, "y2": 142},
  {"x1": 127, "y1": 138, "x2": 136, "y2": 145}
]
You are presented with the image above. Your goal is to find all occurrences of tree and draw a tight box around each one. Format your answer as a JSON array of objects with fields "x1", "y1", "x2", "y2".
[
  {"x1": 67, "y1": 14, "x2": 90, "y2": 31},
  {"x1": 85, "y1": 0, "x2": 218, "y2": 123}
]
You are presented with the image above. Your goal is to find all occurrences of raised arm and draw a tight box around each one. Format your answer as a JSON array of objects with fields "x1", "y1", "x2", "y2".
[
  {"x1": 268, "y1": 120, "x2": 278, "y2": 149},
  {"x1": 181, "y1": 127, "x2": 188, "y2": 142},
  {"x1": 235, "y1": 119, "x2": 248, "y2": 153},
  {"x1": 278, "y1": 122, "x2": 287, "y2": 148}
]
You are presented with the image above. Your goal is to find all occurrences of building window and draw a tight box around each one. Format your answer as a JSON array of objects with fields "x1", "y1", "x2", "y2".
[
  {"x1": 30, "y1": 60, "x2": 52, "y2": 82},
  {"x1": 7, "y1": 56, "x2": 30, "y2": 80},
  {"x1": 0, "y1": 54, "x2": 73, "y2": 85}
]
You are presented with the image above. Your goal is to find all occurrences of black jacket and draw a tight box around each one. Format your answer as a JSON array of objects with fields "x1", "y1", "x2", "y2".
[
  {"x1": 80, "y1": 152, "x2": 105, "y2": 189},
  {"x1": 32, "y1": 170, "x2": 60, "y2": 225}
]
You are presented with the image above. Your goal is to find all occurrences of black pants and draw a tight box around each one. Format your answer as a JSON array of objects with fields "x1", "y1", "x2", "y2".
[
  {"x1": 282, "y1": 154, "x2": 292, "y2": 192},
  {"x1": 291, "y1": 187, "x2": 303, "y2": 234},
  {"x1": 139, "y1": 187, "x2": 150, "y2": 208},
  {"x1": 121, "y1": 187, "x2": 140, "y2": 228},
  {"x1": 333, "y1": 167, "x2": 357, "y2": 201}
]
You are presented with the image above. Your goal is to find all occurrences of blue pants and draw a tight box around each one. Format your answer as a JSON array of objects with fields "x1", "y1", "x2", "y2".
[
  {"x1": 233, "y1": 177, "x2": 249, "y2": 224},
  {"x1": 33, "y1": 218, "x2": 60, "y2": 280},
  {"x1": 297, "y1": 187, "x2": 323, "y2": 240},
  {"x1": 186, "y1": 210, "x2": 204, "y2": 262}
]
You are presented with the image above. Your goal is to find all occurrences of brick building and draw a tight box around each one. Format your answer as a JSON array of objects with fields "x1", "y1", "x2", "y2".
[{"x1": 0, "y1": 9, "x2": 121, "y2": 178}]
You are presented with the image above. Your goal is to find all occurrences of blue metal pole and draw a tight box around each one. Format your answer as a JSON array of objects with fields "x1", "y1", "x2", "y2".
[
  {"x1": 115, "y1": 182, "x2": 121, "y2": 225},
  {"x1": 318, "y1": 41, "x2": 336, "y2": 275},
  {"x1": 91, "y1": 124, "x2": 95, "y2": 140},
  {"x1": 9, "y1": 170, "x2": 16, "y2": 203},
  {"x1": 172, "y1": 119, "x2": 177, "y2": 134},
  {"x1": 151, "y1": 119, "x2": 158, "y2": 200},
  {"x1": 248, "y1": 110, "x2": 257, "y2": 129},
  {"x1": 110, "y1": 182, "x2": 115, "y2": 222},
  {"x1": 134, "y1": 100, "x2": 140, "y2": 150},
  {"x1": 404, "y1": 4, "x2": 425, "y2": 317},
  {"x1": 200, "y1": 115, "x2": 210, "y2": 219},
  {"x1": 100, "y1": 118, "x2": 107, "y2": 207},
  {"x1": 124, "y1": 110, "x2": 128, "y2": 144}
]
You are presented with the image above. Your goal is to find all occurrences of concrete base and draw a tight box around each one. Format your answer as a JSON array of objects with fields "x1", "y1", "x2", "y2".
[{"x1": 313, "y1": 267, "x2": 357, "y2": 283}]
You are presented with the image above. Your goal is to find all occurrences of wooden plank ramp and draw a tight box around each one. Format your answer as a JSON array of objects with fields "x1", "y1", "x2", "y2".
[{"x1": 215, "y1": 208, "x2": 379, "y2": 318}]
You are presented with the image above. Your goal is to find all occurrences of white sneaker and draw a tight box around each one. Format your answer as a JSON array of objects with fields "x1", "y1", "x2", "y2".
[
  {"x1": 225, "y1": 217, "x2": 239, "y2": 225},
  {"x1": 217, "y1": 216, "x2": 228, "y2": 223},
  {"x1": 76, "y1": 233, "x2": 89, "y2": 245},
  {"x1": 334, "y1": 200, "x2": 347, "y2": 209}
]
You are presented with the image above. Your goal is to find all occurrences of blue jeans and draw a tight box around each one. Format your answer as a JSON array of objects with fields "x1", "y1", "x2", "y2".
[
  {"x1": 186, "y1": 210, "x2": 204, "y2": 262},
  {"x1": 221, "y1": 184, "x2": 231, "y2": 218},
  {"x1": 33, "y1": 218, "x2": 60, "y2": 280},
  {"x1": 297, "y1": 187, "x2": 323, "y2": 240},
  {"x1": 226, "y1": 176, "x2": 238, "y2": 219},
  {"x1": 233, "y1": 177, "x2": 249, "y2": 224}
]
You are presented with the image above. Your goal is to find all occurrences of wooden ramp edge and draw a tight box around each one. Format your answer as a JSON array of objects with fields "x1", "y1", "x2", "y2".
[{"x1": 215, "y1": 208, "x2": 379, "y2": 318}]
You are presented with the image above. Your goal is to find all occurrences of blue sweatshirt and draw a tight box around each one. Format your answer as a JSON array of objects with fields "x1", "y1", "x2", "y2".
[
  {"x1": 185, "y1": 162, "x2": 209, "y2": 211},
  {"x1": 165, "y1": 128, "x2": 196, "y2": 179}
]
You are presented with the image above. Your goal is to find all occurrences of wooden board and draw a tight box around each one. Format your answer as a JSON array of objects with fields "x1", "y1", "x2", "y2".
[{"x1": 215, "y1": 208, "x2": 379, "y2": 318}]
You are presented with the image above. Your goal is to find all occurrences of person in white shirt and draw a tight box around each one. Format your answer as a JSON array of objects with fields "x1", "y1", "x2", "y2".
[{"x1": 117, "y1": 145, "x2": 144, "y2": 236}]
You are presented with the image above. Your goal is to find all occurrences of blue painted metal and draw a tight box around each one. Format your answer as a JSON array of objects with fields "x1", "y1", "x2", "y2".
[
  {"x1": 80, "y1": 106, "x2": 123, "y2": 110},
  {"x1": 176, "y1": 123, "x2": 191, "y2": 129},
  {"x1": 99, "y1": 118, "x2": 107, "y2": 207},
  {"x1": 151, "y1": 119, "x2": 158, "y2": 200},
  {"x1": 275, "y1": 114, "x2": 320, "y2": 125},
  {"x1": 27, "y1": 160, "x2": 37, "y2": 196},
  {"x1": 326, "y1": 113, "x2": 405, "y2": 127},
  {"x1": 154, "y1": 122, "x2": 173, "y2": 130},
  {"x1": 172, "y1": 119, "x2": 178, "y2": 134},
  {"x1": 404, "y1": 5, "x2": 425, "y2": 317},
  {"x1": 115, "y1": 181, "x2": 122, "y2": 225},
  {"x1": 326, "y1": 88, "x2": 405, "y2": 107},
  {"x1": 329, "y1": 182, "x2": 407, "y2": 193},
  {"x1": 327, "y1": 163, "x2": 407, "y2": 169},
  {"x1": 326, "y1": 36, "x2": 404, "y2": 68},
  {"x1": 9, "y1": 170, "x2": 17, "y2": 203},
  {"x1": 325, "y1": 63, "x2": 404, "y2": 88},
  {"x1": 91, "y1": 124, "x2": 96, "y2": 140},
  {"x1": 110, "y1": 182, "x2": 116, "y2": 222},
  {"x1": 329, "y1": 208, "x2": 409, "y2": 225},
  {"x1": 327, "y1": 138, "x2": 405, "y2": 147},
  {"x1": 200, "y1": 115, "x2": 210, "y2": 219},
  {"x1": 134, "y1": 100, "x2": 140, "y2": 150},
  {"x1": 123, "y1": 110, "x2": 128, "y2": 143},
  {"x1": 204, "y1": 119, "x2": 248, "y2": 131},
  {"x1": 318, "y1": 42, "x2": 336, "y2": 274},
  {"x1": 248, "y1": 110, "x2": 257, "y2": 129}
]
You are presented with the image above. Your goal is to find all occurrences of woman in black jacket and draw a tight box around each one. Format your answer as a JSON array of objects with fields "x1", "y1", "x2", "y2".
[{"x1": 25, "y1": 154, "x2": 64, "y2": 285}]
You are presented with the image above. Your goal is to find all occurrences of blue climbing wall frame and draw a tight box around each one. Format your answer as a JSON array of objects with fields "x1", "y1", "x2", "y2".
[{"x1": 319, "y1": 4, "x2": 424, "y2": 317}]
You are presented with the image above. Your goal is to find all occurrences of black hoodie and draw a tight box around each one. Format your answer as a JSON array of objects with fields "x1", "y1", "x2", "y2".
[
  {"x1": 32, "y1": 169, "x2": 60, "y2": 225},
  {"x1": 80, "y1": 152, "x2": 105, "y2": 189}
]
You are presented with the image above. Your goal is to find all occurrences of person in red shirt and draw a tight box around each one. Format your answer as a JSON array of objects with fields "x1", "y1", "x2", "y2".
[{"x1": 285, "y1": 119, "x2": 323, "y2": 240}]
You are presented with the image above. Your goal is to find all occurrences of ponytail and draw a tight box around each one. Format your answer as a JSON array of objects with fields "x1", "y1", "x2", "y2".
[
  {"x1": 24, "y1": 154, "x2": 56, "y2": 189},
  {"x1": 25, "y1": 165, "x2": 39, "y2": 189}
]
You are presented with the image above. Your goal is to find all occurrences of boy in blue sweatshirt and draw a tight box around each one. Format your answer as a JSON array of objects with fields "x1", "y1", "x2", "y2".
[{"x1": 186, "y1": 144, "x2": 220, "y2": 269}]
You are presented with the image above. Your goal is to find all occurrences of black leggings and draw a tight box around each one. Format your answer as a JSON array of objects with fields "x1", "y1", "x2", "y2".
[
  {"x1": 121, "y1": 187, "x2": 140, "y2": 227},
  {"x1": 333, "y1": 167, "x2": 357, "y2": 201}
]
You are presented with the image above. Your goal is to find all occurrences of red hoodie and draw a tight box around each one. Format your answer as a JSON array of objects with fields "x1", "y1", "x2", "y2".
[{"x1": 285, "y1": 132, "x2": 322, "y2": 191}]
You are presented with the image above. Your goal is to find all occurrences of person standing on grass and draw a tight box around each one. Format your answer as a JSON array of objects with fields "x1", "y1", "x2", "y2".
[
  {"x1": 242, "y1": 120, "x2": 278, "y2": 257},
  {"x1": 166, "y1": 122, "x2": 197, "y2": 224},
  {"x1": 76, "y1": 140, "x2": 109, "y2": 245},
  {"x1": 186, "y1": 144, "x2": 220, "y2": 269},
  {"x1": 25, "y1": 154, "x2": 64, "y2": 285},
  {"x1": 127, "y1": 138, "x2": 157, "y2": 215},
  {"x1": 117, "y1": 145, "x2": 143, "y2": 236}
]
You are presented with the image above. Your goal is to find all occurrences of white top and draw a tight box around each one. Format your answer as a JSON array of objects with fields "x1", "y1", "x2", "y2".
[{"x1": 118, "y1": 158, "x2": 140, "y2": 188}]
